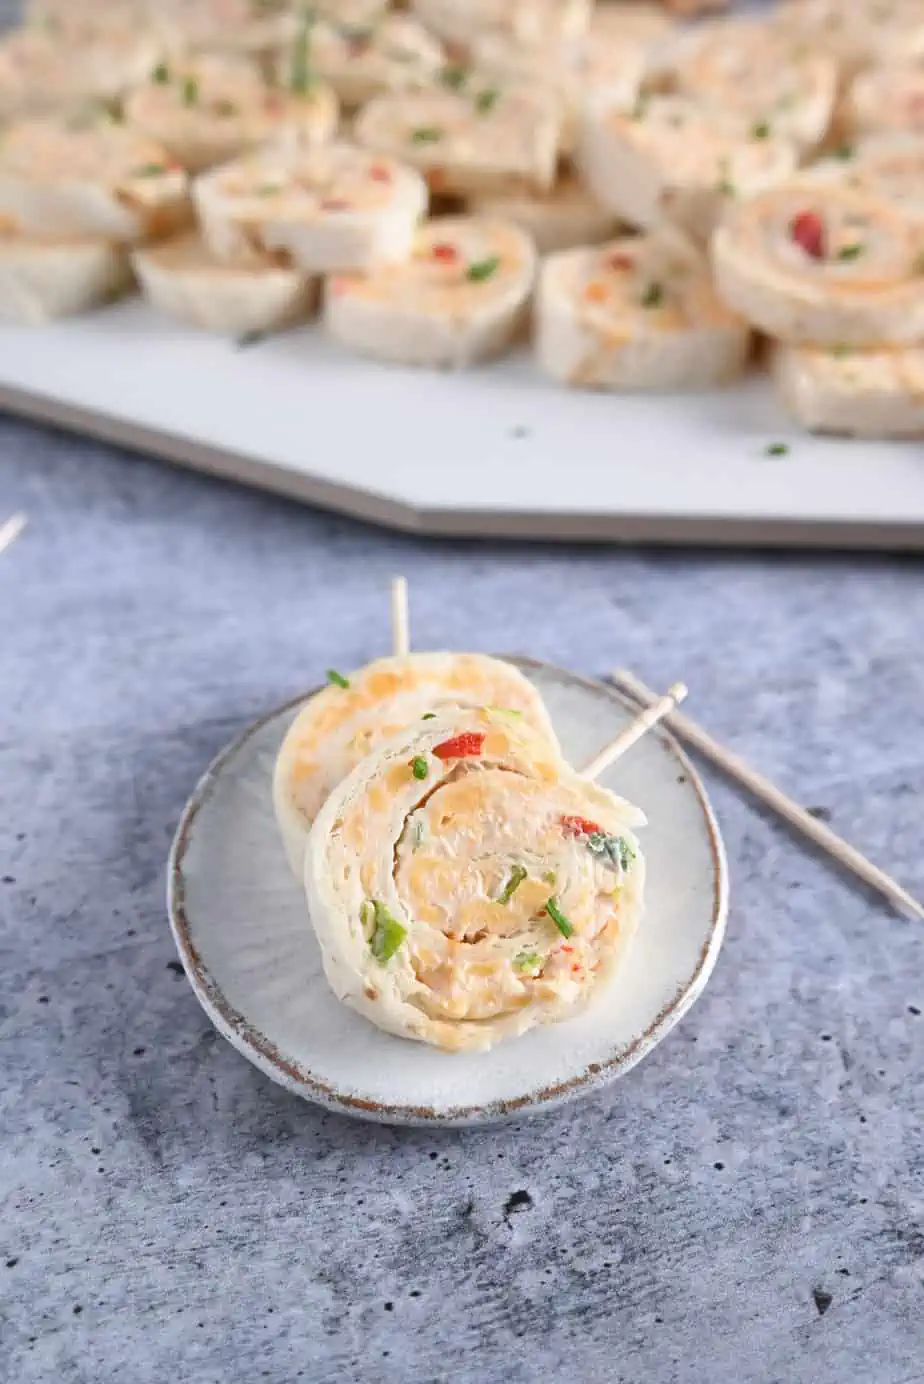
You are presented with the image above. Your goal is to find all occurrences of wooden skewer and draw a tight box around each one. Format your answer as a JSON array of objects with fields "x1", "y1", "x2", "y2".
[
  {"x1": 0, "y1": 512, "x2": 26, "y2": 555},
  {"x1": 611, "y1": 667, "x2": 924, "y2": 923},
  {"x1": 582, "y1": 682, "x2": 689, "y2": 780},
  {"x1": 391, "y1": 574, "x2": 410, "y2": 659}
]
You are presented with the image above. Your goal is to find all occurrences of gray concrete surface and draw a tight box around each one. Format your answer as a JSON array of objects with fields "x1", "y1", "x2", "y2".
[{"x1": 1, "y1": 415, "x2": 923, "y2": 1383}]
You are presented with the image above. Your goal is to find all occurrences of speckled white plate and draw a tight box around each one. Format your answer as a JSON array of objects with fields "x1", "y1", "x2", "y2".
[{"x1": 167, "y1": 659, "x2": 728, "y2": 1126}]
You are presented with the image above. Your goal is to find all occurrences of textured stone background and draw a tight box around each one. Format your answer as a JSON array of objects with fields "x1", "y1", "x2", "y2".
[{"x1": 2, "y1": 414, "x2": 924, "y2": 1384}]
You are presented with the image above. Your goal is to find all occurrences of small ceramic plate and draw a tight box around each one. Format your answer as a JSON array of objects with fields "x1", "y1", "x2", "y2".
[{"x1": 168, "y1": 659, "x2": 729, "y2": 1126}]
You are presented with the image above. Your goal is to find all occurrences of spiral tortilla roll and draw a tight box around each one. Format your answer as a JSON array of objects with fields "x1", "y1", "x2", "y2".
[
  {"x1": 537, "y1": 229, "x2": 751, "y2": 389},
  {"x1": 278, "y1": 15, "x2": 445, "y2": 109},
  {"x1": 800, "y1": 136, "x2": 924, "y2": 229},
  {"x1": 274, "y1": 652, "x2": 560, "y2": 879},
  {"x1": 773, "y1": 343, "x2": 924, "y2": 438},
  {"x1": 712, "y1": 183, "x2": 924, "y2": 347},
  {"x1": 305, "y1": 707, "x2": 646, "y2": 1053}
]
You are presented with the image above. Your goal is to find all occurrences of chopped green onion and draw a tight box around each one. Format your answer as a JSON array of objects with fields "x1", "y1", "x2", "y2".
[
  {"x1": 475, "y1": 87, "x2": 500, "y2": 114},
  {"x1": 833, "y1": 143, "x2": 855, "y2": 161},
  {"x1": 640, "y1": 281, "x2": 664, "y2": 309},
  {"x1": 498, "y1": 865, "x2": 527, "y2": 905},
  {"x1": 765, "y1": 441, "x2": 790, "y2": 457},
  {"x1": 545, "y1": 897, "x2": 573, "y2": 938},
  {"x1": 181, "y1": 75, "x2": 199, "y2": 106},
  {"x1": 751, "y1": 120, "x2": 771, "y2": 140},
  {"x1": 837, "y1": 242, "x2": 864, "y2": 261},
  {"x1": 326, "y1": 668, "x2": 350, "y2": 688},
  {"x1": 421, "y1": 712, "x2": 436, "y2": 720},
  {"x1": 151, "y1": 61, "x2": 170, "y2": 84},
  {"x1": 831, "y1": 343, "x2": 850, "y2": 357},
  {"x1": 290, "y1": 7, "x2": 317, "y2": 95},
  {"x1": 486, "y1": 706, "x2": 522, "y2": 720},
  {"x1": 370, "y1": 900, "x2": 407, "y2": 963},
  {"x1": 513, "y1": 949, "x2": 543, "y2": 974},
  {"x1": 466, "y1": 256, "x2": 500, "y2": 282},
  {"x1": 542, "y1": 870, "x2": 557, "y2": 887},
  {"x1": 411, "y1": 125, "x2": 443, "y2": 143},
  {"x1": 360, "y1": 900, "x2": 375, "y2": 936},
  {"x1": 585, "y1": 832, "x2": 636, "y2": 872},
  {"x1": 411, "y1": 756, "x2": 429, "y2": 780},
  {"x1": 256, "y1": 182, "x2": 282, "y2": 195},
  {"x1": 131, "y1": 163, "x2": 168, "y2": 177},
  {"x1": 441, "y1": 64, "x2": 468, "y2": 90}
]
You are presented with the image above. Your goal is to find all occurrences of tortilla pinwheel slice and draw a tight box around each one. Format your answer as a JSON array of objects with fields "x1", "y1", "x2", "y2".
[
  {"x1": 799, "y1": 136, "x2": 924, "y2": 229},
  {"x1": 124, "y1": 55, "x2": 338, "y2": 175},
  {"x1": 273, "y1": 652, "x2": 560, "y2": 879},
  {"x1": 773, "y1": 343, "x2": 924, "y2": 438},
  {"x1": 774, "y1": 0, "x2": 924, "y2": 76},
  {"x1": 537, "y1": 230, "x2": 751, "y2": 390},
  {"x1": 353, "y1": 83, "x2": 563, "y2": 197},
  {"x1": 279, "y1": 14, "x2": 445, "y2": 109},
  {"x1": 662, "y1": 16, "x2": 837, "y2": 155},
  {"x1": 0, "y1": 118, "x2": 190, "y2": 243},
  {"x1": 325, "y1": 215, "x2": 536, "y2": 367},
  {"x1": 410, "y1": 0, "x2": 592, "y2": 52},
  {"x1": 0, "y1": 235, "x2": 131, "y2": 324},
  {"x1": 578, "y1": 95, "x2": 797, "y2": 244},
  {"x1": 153, "y1": 0, "x2": 300, "y2": 61},
  {"x1": 712, "y1": 183, "x2": 924, "y2": 347},
  {"x1": 470, "y1": 173, "x2": 621, "y2": 254},
  {"x1": 843, "y1": 66, "x2": 924, "y2": 142},
  {"x1": 132, "y1": 232, "x2": 317, "y2": 334},
  {"x1": 0, "y1": 23, "x2": 160, "y2": 123},
  {"x1": 305, "y1": 707, "x2": 646, "y2": 1053},
  {"x1": 194, "y1": 143, "x2": 427, "y2": 272}
]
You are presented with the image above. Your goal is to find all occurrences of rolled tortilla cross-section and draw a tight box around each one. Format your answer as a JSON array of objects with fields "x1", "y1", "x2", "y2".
[
  {"x1": 305, "y1": 707, "x2": 646, "y2": 1053},
  {"x1": 279, "y1": 15, "x2": 445, "y2": 109},
  {"x1": 0, "y1": 119, "x2": 190, "y2": 243},
  {"x1": 799, "y1": 136, "x2": 924, "y2": 229},
  {"x1": 537, "y1": 230, "x2": 751, "y2": 390},
  {"x1": 124, "y1": 55, "x2": 338, "y2": 175},
  {"x1": 132, "y1": 232, "x2": 317, "y2": 334},
  {"x1": 410, "y1": 0, "x2": 592, "y2": 50},
  {"x1": 578, "y1": 95, "x2": 797, "y2": 244},
  {"x1": 325, "y1": 215, "x2": 536, "y2": 368},
  {"x1": 843, "y1": 67, "x2": 924, "y2": 142},
  {"x1": 662, "y1": 17, "x2": 837, "y2": 155},
  {"x1": 470, "y1": 173, "x2": 621, "y2": 254},
  {"x1": 153, "y1": 0, "x2": 300, "y2": 60},
  {"x1": 774, "y1": 0, "x2": 924, "y2": 76},
  {"x1": 712, "y1": 184, "x2": 924, "y2": 347},
  {"x1": 273, "y1": 652, "x2": 560, "y2": 880},
  {"x1": 774, "y1": 343, "x2": 924, "y2": 438},
  {"x1": 0, "y1": 23, "x2": 160, "y2": 122},
  {"x1": 194, "y1": 143, "x2": 427, "y2": 272},
  {"x1": 0, "y1": 236, "x2": 131, "y2": 324},
  {"x1": 353, "y1": 84, "x2": 563, "y2": 197}
]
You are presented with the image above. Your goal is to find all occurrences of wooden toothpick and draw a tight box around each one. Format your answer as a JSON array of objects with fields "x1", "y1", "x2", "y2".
[
  {"x1": 611, "y1": 668, "x2": 924, "y2": 923},
  {"x1": 581, "y1": 682, "x2": 689, "y2": 780},
  {"x1": 391, "y1": 575, "x2": 410, "y2": 659},
  {"x1": 0, "y1": 512, "x2": 27, "y2": 555}
]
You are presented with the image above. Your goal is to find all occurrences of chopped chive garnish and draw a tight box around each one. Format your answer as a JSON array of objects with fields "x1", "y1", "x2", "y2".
[
  {"x1": 131, "y1": 163, "x2": 167, "y2": 177},
  {"x1": 640, "y1": 281, "x2": 664, "y2": 309},
  {"x1": 831, "y1": 343, "x2": 850, "y2": 357},
  {"x1": 421, "y1": 712, "x2": 436, "y2": 720},
  {"x1": 585, "y1": 832, "x2": 635, "y2": 872},
  {"x1": 837, "y1": 242, "x2": 864, "y2": 261},
  {"x1": 751, "y1": 120, "x2": 771, "y2": 140},
  {"x1": 441, "y1": 64, "x2": 467, "y2": 90},
  {"x1": 411, "y1": 756, "x2": 429, "y2": 780},
  {"x1": 545, "y1": 897, "x2": 573, "y2": 938},
  {"x1": 466, "y1": 256, "x2": 500, "y2": 282},
  {"x1": 542, "y1": 870, "x2": 557, "y2": 886},
  {"x1": 256, "y1": 182, "x2": 282, "y2": 195},
  {"x1": 833, "y1": 143, "x2": 855, "y2": 161},
  {"x1": 290, "y1": 7, "x2": 317, "y2": 95},
  {"x1": 411, "y1": 125, "x2": 442, "y2": 143},
  {"x1": 181, "y1": 76, "x2": 199, "y2": 106},
  {"x1": 514, "y1": 949, "x2": 542, "y2": 973},
  {"x1": 369, "y1": 900, "x2": 407, "y2": 963},
  {"x1": 765, "y1": 441, "x2": 790, "y2": 457},
  {"x1": 151, "y1": 61, "x2": 170, "y2": 84},
  {"x1": 487, "y1": 706, "x2": 522, "y2": 719},
  {"x1": 498, "y1": 865, "x2": 527, "y2": 905},
  {"x1": 475, "y1": 87, "x2": 499, "y2": 114},
  {"x1": 213, "y1": 98, "x2": 238, "y2": 117},
  {"x1": 326, "y1": 668, "x2": 350, "y2": 688}
]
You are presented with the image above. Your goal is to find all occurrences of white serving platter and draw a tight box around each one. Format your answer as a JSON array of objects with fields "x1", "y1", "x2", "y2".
[
  {"x1": 167, "y1": 659, "x2": 728, "y2": 1126},
  {"x1": 1, "y1": 299, "x2": 923, "y2": 548}
]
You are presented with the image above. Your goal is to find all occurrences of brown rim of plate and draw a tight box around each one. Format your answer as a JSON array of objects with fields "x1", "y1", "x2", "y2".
[{"x1": 166, "y1": 656, "x2": 729, "y2": 1127}]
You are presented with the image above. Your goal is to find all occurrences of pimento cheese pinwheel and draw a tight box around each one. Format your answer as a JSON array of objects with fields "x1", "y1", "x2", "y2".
[
  {"x1": 124, "y1": 55, "x2": 338, "y2": 175},
  {"x1": 712, "y1": 183, "x2": 924, "y2": 347},
  {"x1": 273, "y1": 653, "x2": 559, "y2": 879},
  {"x1": 578, "y1": 95, "x2": 797, "y2": 244},
  {"x1": 537, "y1": 230, "x2": 750, "y2": 390},
  {"x1": 663, "y1": 17, "x2": 837, "y2": 154},
  {"x1": 283, "y1": 15, "x2": 445, "y2": 109},
  {"x1": 325, "y1": 215, "x2": 536, "y2": 368},
  {"x1": 132, "y1": 232, "x2": 317, "y2": 335},
  {"x1": 774, "y1": 0, "x2": 924, "y2": 76},
  {"x1": 0, "y1": 24, "x2": 160, "y2": 123},
  {"x1": 0, "y1": 118, "x2": 190, "y2": 243},
  {"x1": 800, "y1": 136, "x2": 924, "y2": 228},
  {"x1": 304, "y1": 707, "x2": 646, "y2": 1053},
  {"x1": 843, "y1": 67, "x2": 924, "y2": 142},
  {"x1": 354, "y1": 83, "x2": 563, "y2": 197},
  {"x1": 773, "y1": 344, "x2": 924, "y2": 438},
  {"x1": 194, "y1": 143, "x2": 427, "y2": 272}
]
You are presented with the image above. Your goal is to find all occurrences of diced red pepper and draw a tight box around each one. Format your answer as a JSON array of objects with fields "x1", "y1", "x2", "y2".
[
  {"x1": 560, "y1": 814, "x2": 603, "y2": 838},
  {"x1": 433, "y1": 732, "x2": 485, "y2": 760},
  {"x1": 790, "y1": 210, "x2": 825, "y2": 260},
  {"x1": 369, "y1": 164, "x2": 392, "y2": 183},
  {"x1": 431, "y1": 242, "x2": 459, "y2": 263},
  {"x1": 607, "y1": 251, "x2": 635, "y2": 272}
]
